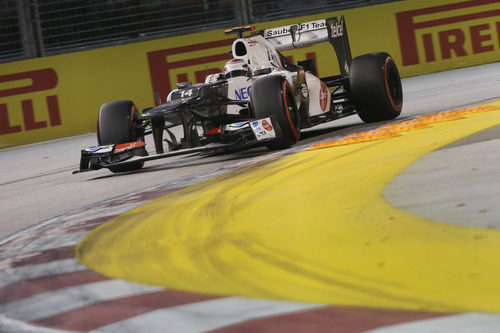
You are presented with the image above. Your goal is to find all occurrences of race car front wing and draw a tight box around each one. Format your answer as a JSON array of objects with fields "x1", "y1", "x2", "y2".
[{"x1": 73, "y1": 117, "x2": 278, "y2": 173}]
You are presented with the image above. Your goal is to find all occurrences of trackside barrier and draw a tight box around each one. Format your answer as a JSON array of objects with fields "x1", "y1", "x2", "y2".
[{"x1": 1, "y1": 0, "x2": 499, "y2": 148}]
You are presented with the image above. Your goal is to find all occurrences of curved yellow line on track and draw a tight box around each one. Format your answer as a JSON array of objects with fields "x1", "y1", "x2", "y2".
[{"x1": 78, "y1": 102, "x2": 500, "y2": 313}]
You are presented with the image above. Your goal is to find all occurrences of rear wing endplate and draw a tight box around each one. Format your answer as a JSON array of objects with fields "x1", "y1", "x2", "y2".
[{"x1": 262, "y1": 16, "x2": 352, "y2": 75}]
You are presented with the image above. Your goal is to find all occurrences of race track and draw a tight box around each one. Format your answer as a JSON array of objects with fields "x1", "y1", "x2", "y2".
[
  {"x1": 2, "y1": 62, "x2": 500, "y2": 238},
  {"x1": 1, "y1": 62, "x2": 500, "y2": 332}
]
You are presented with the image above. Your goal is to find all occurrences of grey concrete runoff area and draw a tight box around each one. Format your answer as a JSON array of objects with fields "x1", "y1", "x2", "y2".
[
  {"x1": 1, "y1": 62, "x2": 500, "y2": 239},
  {"x1": 384, "y1": 124, "x2": 500, "y2": 229}
]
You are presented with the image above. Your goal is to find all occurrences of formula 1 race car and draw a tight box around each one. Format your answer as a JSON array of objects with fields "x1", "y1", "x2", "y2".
[{"x1": 75, "y1": 16, "x2": 402, "y2": 173}]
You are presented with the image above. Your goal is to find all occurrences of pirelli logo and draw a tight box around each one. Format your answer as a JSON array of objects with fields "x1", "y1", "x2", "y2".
[
  {"x1": 0, "y1": 68, "x2": 61, "y2": 135},
  {"x1": 147, "y1": 39, "x2": 233, "y2": 104},
  {"x1": 396, "y1": 0, "x2": 500, "y2": 66}
]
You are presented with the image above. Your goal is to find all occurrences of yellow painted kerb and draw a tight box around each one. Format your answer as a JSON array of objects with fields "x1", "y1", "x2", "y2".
[{"x1": 77, "y1": 102, "x2": 500, "y2": 313}]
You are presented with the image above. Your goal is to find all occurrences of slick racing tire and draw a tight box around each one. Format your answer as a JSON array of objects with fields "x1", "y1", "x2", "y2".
[
  {"x1": 97, "y1": 100, "x2": 147, "y2": 173},
  {"x1": 250, "y1": 75, "x2": 300, "y2": 149},
  {"x1": 349, "y1": 52, "x2": 403, "y2": 123}
]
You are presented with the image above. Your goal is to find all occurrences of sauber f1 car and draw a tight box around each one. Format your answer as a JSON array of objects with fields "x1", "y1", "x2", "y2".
[{"x1": 74, "y1": 16, "x2": 403, "y2": 173}]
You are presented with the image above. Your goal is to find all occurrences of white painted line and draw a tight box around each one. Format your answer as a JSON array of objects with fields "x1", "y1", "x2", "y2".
[
  {"x1": 0, "y1": 279, "x2": 163, "y2": 321},
  {"x1": 0, "y1": 231, "x2": 88, "y2": 259},
  {"x1": 366, "y1": 313, "x2": 500, "y2": 333},
  {"x1": 0, "y1": 258, "x2": 86, "y2": 288},
  {"x1": 62, "y1": 202, "x2": 149, "y2": 225},
  {"x1": 92, "y1": 296, "x2": 324, "y2": 333},
  {"x1": 0, "y1": 314, "x2": 69, "y2": 333}
]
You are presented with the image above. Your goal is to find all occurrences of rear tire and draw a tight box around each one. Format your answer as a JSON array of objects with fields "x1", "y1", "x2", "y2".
[
  {"x1": 250, "y1": 75, "x2": 300, "y2": 149},
  {"x1": 349, "y1": 52, "x2": 403, "y2": 123},
  {"x1": 97, "y1": 100, "x2": 147, "y2": 173}
]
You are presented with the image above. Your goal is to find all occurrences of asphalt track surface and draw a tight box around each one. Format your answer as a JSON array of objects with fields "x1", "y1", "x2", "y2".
[{"x1": 1, "y1": 62, "x2": 500, "y2": 332}]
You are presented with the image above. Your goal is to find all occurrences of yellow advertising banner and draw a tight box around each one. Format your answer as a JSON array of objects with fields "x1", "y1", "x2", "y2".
[{"x1": 1, "y1": 0, "x2": 499, "y2": 148}]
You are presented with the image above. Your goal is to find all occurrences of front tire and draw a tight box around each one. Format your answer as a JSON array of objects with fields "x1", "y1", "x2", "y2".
[
  {"x1": 349, "y1": 52, "x2": 403, "y2": 123},
  {"x1": 97, "y1": 100, "x2": 147, "y2": 173},
  {"x1": 250, "y1": 75, "x2": 300, "y2": 149}
]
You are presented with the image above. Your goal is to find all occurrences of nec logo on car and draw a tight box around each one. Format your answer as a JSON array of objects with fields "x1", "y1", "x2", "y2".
[{"x1": 234, "y1": 86, "x2": 252, "y2": 100}]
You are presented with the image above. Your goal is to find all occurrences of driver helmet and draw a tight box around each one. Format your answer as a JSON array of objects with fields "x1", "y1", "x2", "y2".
[{"x1": 223, "y1": 59, "x2": 249, "y2": 78}]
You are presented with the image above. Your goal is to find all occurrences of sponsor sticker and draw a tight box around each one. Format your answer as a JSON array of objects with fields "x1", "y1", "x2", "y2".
[
  {"x1": 224, "y1": 122, "x2": 249, "y2": 132},
  {"x1": 250, "y1": 117, "x2": 276, "y2": 141},
  {"x1": 329, "y1": 19, "x2": 344, "y2": 38},
  {"x1": 86, "y1": 145, "x2": 114, "y2": 153},
  {"x1": 114, "y1": 142, "x2": 145, "y2": 154},
  {"x1": 262, "y1": 119, "x2": 273, "y2": 131},
  {"x1": 230, "y1": 122, "x2": 248, "y2": 128},
  {"x1": 264, "y1": 19, "x2": 326, "y2": 38},
  {"x1": 234, "y1": 85, "x2": 252, "y2": 100},
  {"x1": 320, "y1": 82, "x2": 328, "y2": 112}
]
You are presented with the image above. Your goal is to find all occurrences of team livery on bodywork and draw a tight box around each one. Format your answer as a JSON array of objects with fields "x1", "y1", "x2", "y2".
[{"x1": 75, "y1": 16, "x2": 403, "y2": 173}]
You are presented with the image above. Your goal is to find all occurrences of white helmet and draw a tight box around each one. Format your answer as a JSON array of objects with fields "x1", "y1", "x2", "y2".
[{"x1": 223, "y1": 59, "x2": 249, "y2": 78}]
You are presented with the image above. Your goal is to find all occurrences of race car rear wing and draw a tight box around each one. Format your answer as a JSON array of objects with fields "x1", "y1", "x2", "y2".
[{"x1": 262, "y1": 16, "x2": 352, "y2": 76}]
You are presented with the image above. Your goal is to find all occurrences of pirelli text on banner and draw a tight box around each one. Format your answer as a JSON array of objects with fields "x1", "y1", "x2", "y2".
[
  {"x1": 396, "y1": 0, "x2": 500, "y2": 66},
  {"x1": 0, "y1": 68, "x2": 62, "y2": 136}
]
